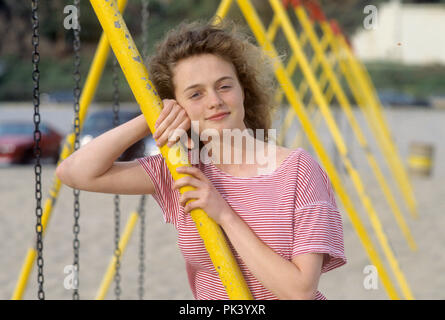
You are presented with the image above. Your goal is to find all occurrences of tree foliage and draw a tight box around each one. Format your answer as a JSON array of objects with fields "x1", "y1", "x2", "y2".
[
  {"x1": 1, "y1": 0, "x2": 444, "y2": 101},
  {"x1": 0, "y1": 0, "x2": 401, "y2": 59}
]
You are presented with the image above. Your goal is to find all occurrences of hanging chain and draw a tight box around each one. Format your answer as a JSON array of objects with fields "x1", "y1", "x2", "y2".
[
  {"x1": 32, "y1": 0, "x2": 44, "y2": 300},
  {"x1": 138, "y1": 0, "x2": 150, "y2": 300},
  {"x1": 141, "y1": 0, "x2": 150, "y2": 59},
  {"x1": 113, "y1": 192, "x2": 122, "y2": 299},
  {"x1": 112, "y1": 54, "x2": 122, "y2": 300},
  {"x1": 137, "y1": 195, "x2": 147, "y2": 300},
  {"x1": 72, "y1": 0, "x2": 81, "y2": 300}
]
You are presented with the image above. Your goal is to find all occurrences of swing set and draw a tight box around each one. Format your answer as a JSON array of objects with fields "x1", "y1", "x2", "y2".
[{"x1": 14, "y1": 0, "x2": 419, "y2": 300}]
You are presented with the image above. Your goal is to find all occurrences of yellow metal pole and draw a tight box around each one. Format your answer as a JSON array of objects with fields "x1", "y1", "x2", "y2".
[
  {"x1": 88, "y1": 0, "x2": 252, "y2": 300},
  {"x1": 270, "y1": 0, "x2": 413, "y2": 299},
  {"x1": 96, "y1": 212, "x2": 139, "y2": 300},
  {"x1": 282, "y1": 33, "x2": 332, "y2": 149},
  {"x1": 11, "y1": 0, "x2": 131, "y2": 300},
  {"x1": 284, "y1": 34, "x2": 331, "y2": 147},
  {"x1": 236, "y1": 0, "x2": 400, "y2": 299},
  {"x1": 324, "y1": 20, "x2": 418, "y2": 219},
  {"x1": 343, "y1": 37, "x2": 418, "y2": 219},
  {"x1": 290, "y1": 42, "x2": 344, "y2": 151},
  {"x1": 294, "y1": 4, "x2": 416, "y2": 252},
  {"x1": 291, "y1": 64, "x2": 335, "y2": 150},
  {"x1": 11, "y1": 248, "x2": 37, "y2": 300},
  {"x1": 353, "y1": 49, "x2": 397, "y2": 151},
  {"x1": 268, "y1": 15, "x2": 326, "y2": 146},
  {"x1": 267, "y1": 15, "x2": 324, "y2": 147},
  {"x1": 267, "y1": 13, "x2": 300, "y2": 145},
  {"x1": 214, "y1": 0, "x2": 234, "y2": 19},
  {"x1": 268, "y1": 1, "x2": 348, "y2": 156},
  {"x1": 328, "y1": 18, "x2": 417, "y2": 216}
]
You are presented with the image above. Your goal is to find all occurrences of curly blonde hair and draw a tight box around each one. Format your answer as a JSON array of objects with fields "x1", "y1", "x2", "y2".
[{"x1": 146, "y1": 19, "x2": 277, "y2": 142}]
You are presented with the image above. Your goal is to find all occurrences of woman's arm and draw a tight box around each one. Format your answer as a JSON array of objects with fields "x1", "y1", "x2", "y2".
[
  {"x1": 220, "y1": 210, "x2": 324, "y2": 300},
  {"x1": 56, "y1": 113, "x2": 155, "y2": 195}
]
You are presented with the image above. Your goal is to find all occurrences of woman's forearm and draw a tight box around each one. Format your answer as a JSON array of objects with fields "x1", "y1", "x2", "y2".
[
  {"x1": 57, "y1": 113, "x2": 150, "y2": 182},
  {"x1": 220, "y1": 210, "x2": 317, "y2": 300}
]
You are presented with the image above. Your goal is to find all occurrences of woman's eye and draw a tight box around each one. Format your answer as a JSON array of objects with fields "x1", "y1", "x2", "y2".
[
  {"x1": 220, "y1": 85, "x2": 231, "y2": 90},
  {"x1": 190, "y1": 92, "x2": 201, "y2": 99}
]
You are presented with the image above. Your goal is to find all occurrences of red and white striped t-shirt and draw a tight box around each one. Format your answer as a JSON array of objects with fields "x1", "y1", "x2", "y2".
[{"x1": 137, "y1": 148, "x2": 346, "y2": 300}]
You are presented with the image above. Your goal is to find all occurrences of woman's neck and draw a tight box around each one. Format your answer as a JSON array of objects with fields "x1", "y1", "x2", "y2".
[{"x1": 203, "y1": 134, "x2": 278, "y2": 175}]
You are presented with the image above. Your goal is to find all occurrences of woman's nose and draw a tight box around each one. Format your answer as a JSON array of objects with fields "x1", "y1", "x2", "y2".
[{"x1": 208, "y1": 90, "x2": 223, "y2": 108}]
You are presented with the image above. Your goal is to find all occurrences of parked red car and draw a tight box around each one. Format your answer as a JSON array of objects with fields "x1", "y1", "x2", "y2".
[{"x1": 0, "y1": 121, "x2": 63, "y2": 164}]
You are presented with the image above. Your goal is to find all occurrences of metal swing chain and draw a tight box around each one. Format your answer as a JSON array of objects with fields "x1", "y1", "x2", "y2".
[
  {"x1": 137, "y1": 195, "x2": 146, "y2": 300},
  {"x1": 32, "y1": 0, "x2": 45, "y2": 301},
  {"x1": 141, "y1": 0, "x2": 150, "y2": 59},
  {"x1": 112, "y1": 54, "x2": 122, "y2": 300},
  {"x1": 72, "y1": 0, "x2": 81, "y2": 300},
  {"x1": 138, "y1": 0, "x2": 150, "y2": 300}
]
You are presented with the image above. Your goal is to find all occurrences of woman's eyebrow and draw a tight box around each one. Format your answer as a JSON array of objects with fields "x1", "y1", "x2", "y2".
[{"x1": 183, "y1": 76, "x2": 234, "y2": 93}]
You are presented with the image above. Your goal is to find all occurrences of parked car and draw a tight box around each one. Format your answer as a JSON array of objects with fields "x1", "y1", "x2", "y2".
[
  {"x1": 378, "y1": 90, "x2": 430, "y2": 107},
  {"x1": 79, "y1": 109, "x2": 159, "y2": 161},
  {"x1": 0, "y1": 120, "x2": 63, "y2": 165}
]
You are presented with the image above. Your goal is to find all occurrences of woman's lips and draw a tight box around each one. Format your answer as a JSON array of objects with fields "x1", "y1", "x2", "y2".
[{"x1": 207, "y1": 112, "x2": 230, "y2": 121}]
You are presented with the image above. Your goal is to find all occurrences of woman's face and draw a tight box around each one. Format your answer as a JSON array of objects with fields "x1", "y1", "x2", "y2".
[{"x1": 172, "y1": 53, "x2": 246, "y2": 138}]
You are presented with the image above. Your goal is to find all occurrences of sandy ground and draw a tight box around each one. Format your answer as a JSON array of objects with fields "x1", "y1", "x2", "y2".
[{"x1": 1, "y1": 104, "x2": 444, "y2": 300}]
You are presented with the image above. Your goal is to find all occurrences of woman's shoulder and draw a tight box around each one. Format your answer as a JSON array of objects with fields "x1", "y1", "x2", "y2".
[
  {"x1": 277, "y1": 147, "x2": 327, "y2": 179},
  {"x1": 275, "y1": 146, "x2": 305, "y2": 166},
  {"x1": 277, "y1": 146, "x2": 295, "y2": 161},
  {"x1": 279, "y1": 147, "x2": 320, "y2": 166}
]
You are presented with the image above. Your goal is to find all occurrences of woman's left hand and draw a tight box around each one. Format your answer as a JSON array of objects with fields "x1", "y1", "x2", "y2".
[{"x1": 173, "y1": 166, "x2": 234, "y2": 225}]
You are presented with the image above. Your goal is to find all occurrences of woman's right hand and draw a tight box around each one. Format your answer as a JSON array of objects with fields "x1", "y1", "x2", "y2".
[{"x1": 153, "y1": 99, "x2": 192, "y2": 148}]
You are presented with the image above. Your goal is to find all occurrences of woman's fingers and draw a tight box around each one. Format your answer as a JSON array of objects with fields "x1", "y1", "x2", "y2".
[
  {"x1": 167, "y1": 118, "x2": 192, "y2": 147},
  {"x1": 154, "y1": 99, "x2": 173, "y2": 130},
  {"x1": 154, "y1": 100, "x2": 179, "y2": 140},
  {"x1": 176, "y1": 165, "x2": 205, "y2": 179},
  {"x1": 158, "y1": 110, "x2": 187, "y2": 147},
  {"x1": 154, "y1": 100, "x2": 191, "y2": 148},
  {"x1": 179, "y1": 190, "x2": 201, "y2": 207},
  {"x1": 153, "y1": 103, "x2": 191, "y2": 147},
  {"x1": 174, "y1": 167, "x2": 207, "y2": 190},
  {"x1": 174, "y1": 175, "x2": 200, "y2": 190},
  {"x1": 154, "y1": 103, "x2": 179, "y2": 140}
]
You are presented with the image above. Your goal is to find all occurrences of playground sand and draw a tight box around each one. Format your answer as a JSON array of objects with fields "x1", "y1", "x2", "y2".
[{"x1": 1, "y1": 163, "x2": 444, "y2": 300}]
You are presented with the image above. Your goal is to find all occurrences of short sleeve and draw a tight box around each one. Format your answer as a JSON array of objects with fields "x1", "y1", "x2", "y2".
[
  {"x1": 137, "y1": 154, "x2": 181, "y2": 228},
  {"x1": 292, "y1": 149, "x2": 347, "y2": 273}
]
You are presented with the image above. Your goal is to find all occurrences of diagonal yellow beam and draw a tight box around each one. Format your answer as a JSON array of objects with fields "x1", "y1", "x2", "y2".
[
  {"x1": 277, "y1": 32, "x2": 331, "y2": 146},
  {"x1": 293, "y1": 4, "x2": 416, "y2": 254},
  {"x1": 319, "y1": 14, "x2": 417, "y2": 218},
  {"x1": 88, "y1": 0, "x2": 252, "y2": 300},
  {"x1": 291, "y1": 58, "x2": 337, "y2": 150},
  {"x1": 324, "y1": 20, "x2": 417, "y2": 219},
  {"x1": 269, "y1": 0, "x2": 413, "y2": 299},
  {"x1": 95, "y1": 211, "x2": 139, "y2": 300},
  {"x1": 235, "y1": 0, "x2": 400, "y2": 299},
  {"x1": 267, "y1": 14, "x2": 329, "y2": 147}
]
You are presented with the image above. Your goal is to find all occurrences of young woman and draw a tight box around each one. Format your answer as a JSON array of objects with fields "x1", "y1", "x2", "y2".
[{"x1": 56, "y1": 20, "x2": 346, "y2": 300}]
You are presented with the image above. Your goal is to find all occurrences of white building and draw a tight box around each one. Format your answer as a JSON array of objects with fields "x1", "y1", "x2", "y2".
[{"x1": 352, "y1": 0, "x2": 445, "y2": 65}]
